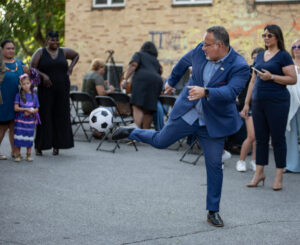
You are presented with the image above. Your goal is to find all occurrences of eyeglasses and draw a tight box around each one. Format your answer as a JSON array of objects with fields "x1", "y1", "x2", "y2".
[
  {"x1": 262, "y1": 33, "x2": 275, "y2": 39},
  {"x1": 203, "y1": 42, "x2": 216, "y2": 48},
  {"x1": 292, "y1": 45, "x2": 300, "y2": 50}
]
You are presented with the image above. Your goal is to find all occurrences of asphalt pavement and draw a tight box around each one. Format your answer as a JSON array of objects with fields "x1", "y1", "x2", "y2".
[{"x1": 1, "y1": 133, "x2": 300, "y2": 245}]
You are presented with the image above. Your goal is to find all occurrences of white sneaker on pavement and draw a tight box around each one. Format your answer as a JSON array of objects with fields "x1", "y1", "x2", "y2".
[
  {"x1": 249, "y1": 160, "x2": 256, "y2": 171},
  {"x1": 236, "y1": 160, "x2": 247, "y2": 172},
  {"x1": 222, "y1": 150, "x2": 232, "y2": 162}
]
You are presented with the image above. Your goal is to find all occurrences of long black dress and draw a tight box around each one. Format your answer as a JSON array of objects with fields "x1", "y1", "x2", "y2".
[
  {"x1": 34, "y1": 48, "x2": 74, "y2": 150},
  {"x1": 130, "y1": 52, "x2": 162, "y2": 111}
]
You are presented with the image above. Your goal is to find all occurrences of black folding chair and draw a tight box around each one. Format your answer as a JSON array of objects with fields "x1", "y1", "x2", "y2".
[
  {"x1": 107, "y1": 92, "x2": 134, "y2": 120},
  {"x1": 70, "y1": 85, "x2": 78, "y2": 91},
  {"x1": 159, "y1": 95, "x2": 177, "y2": 120},
  {"x1": 158, "y1": 95, "x2": 184, "y2": 150},
  {"x1": 70, "y1": 91, "x2": 97, "y2": 142},
  {"x1": 70, "y1": 85, "x2": 79, "y2": 124},
  {"x1": 179, "y1": 139, "x2": 203, "y2": 165},
  {"x1": 95, "y1": 95, "x2": 138, "y2": 153}
]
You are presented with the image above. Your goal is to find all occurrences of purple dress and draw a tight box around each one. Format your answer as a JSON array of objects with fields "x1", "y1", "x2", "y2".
[{"x1": 14, "y1": 92, "x2": 40, "y2": 147}]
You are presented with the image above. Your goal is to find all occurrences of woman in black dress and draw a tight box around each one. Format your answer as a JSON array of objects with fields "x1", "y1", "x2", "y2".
[
  {"x1": 31, "y1": 31, "x2": 79, "y2": 155},
  {"x1": 121, "y1": 42, "x2": 163, "y2": 129}
]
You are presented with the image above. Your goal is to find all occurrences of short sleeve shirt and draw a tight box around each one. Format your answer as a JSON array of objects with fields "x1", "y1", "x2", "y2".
[
  {"x1": 81, "y1": 71, "x2": 105, "y2": 114},
  {"x1": 252, "y1": 50, "x2": 294, "y2": 100},
  {"x1": 14, "y1": 93, "x2": 40, "y2": 109},
  {"x1": 82, "y1": 72, "x2": 105, "y2": 92}
]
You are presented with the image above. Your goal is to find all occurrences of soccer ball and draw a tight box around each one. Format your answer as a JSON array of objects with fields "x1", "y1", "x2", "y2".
[{"x1": 89, "y1": 107, "x2": 113, "y2": 132}]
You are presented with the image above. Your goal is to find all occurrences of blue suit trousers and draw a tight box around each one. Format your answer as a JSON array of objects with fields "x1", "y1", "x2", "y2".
[{"x1": 129, "y1": 117, "x2": 224, "y2": 211}]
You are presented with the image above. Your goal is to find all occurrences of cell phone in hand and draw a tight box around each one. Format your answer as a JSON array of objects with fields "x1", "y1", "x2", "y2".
[{"x1": 251, "y1": 67, "x2": 263, "y2": 74}]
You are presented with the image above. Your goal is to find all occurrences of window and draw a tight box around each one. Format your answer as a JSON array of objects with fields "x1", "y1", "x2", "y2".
[
  {"x1": 93, "y1": 0, "x2": 125, "y2": 8},
  {"x1": 173, "y1": 0, "x2": 212, "y2": 5}
]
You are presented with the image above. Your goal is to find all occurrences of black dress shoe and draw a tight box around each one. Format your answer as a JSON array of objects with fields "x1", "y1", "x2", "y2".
[
  {"x1": 112, "y1": 126, "x2": 136, "y2": 140},
  {"x1": 207, "y1": 212, "x2": 224, "y2": 227}
]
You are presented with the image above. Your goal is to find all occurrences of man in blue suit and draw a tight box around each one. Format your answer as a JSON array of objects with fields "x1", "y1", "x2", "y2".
[{"x1": 113, "y1": 26, "x2": 250, "y2": 227}]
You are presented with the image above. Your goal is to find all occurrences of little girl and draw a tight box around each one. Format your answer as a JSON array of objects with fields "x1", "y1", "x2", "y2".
[{"x1": 14, "y1": 73, "x2": 40, "y2": 162}]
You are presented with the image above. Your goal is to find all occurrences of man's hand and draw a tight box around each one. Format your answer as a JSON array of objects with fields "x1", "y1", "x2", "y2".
[
  {"x1": 187, "y1": 86, "x2": 205, "y2": 100},
  {"x1": 164, "y1": 82, "x2": 174, "y2": 95}
]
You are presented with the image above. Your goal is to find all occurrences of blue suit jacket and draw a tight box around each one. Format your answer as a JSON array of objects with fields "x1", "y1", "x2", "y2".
[{"x1": 168, "y1": 43, "x2": 250, "y2": 138}]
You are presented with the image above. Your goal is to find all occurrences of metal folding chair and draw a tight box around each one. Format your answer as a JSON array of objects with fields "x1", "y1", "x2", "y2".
[
  {"x1": 159, "y1": 95, "x2": 177, "y2": 120},
  {"x1": 70, "y1": 85, "x2": 78, "y2": 125},
  {"x1": 95, "y1": 95, "x2": 138, "y2": 153},
  {"x1": 108, "y1": 92, "x2": 133, "y2": 119},
  {"x1": 179, "y1": 139, "x2": 203, "y2": 165},
  {"x1": 158, "y1": 95, "x2": 184, "y2": 150},
  {"x1": 70, "y1": 91, "x2": 97, "y2": 142}
]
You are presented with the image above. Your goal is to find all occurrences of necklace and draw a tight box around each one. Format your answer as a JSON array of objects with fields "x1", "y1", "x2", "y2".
[
  {"x1": 5, "y1": 60, "x2": 18, "y2": 72},
  {"x1": 46, "y1": 47, "x2": 58, "y2": 59},
  {"x1": 266, "y1": 49, "x2": 279, "y2": 56}
]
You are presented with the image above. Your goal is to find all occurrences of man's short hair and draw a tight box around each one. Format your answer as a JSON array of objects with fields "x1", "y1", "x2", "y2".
[
  {"x1": 90, "y1": 59, "x2": 105, "y2": 71},
  {"x1": 206, "y1": 26, "x2": 230, "y2": 47}
]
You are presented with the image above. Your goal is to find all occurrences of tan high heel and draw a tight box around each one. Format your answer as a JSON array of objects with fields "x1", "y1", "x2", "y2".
[
  {"x1": 272, "y1": 185, "x2": 282, "y2": 191},
  {"x1": 246, "y1": 174, "x2": 266, "y2": 187},
  {"x1": 272, "y1": 169, "x2": 283, "y2": 191}
]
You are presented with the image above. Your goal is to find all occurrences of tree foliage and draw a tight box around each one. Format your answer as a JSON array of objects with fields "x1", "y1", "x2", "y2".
[{"x1": 0, "y1": 0, "x2": 65, "y2": 61}]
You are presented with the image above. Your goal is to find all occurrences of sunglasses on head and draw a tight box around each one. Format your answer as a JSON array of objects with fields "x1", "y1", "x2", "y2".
[
  {"x1": 292, "y1": 45, "x2": 300, "y2": 50},
  {"x1": 262, "y1": 33, "x2": 275, "y2": 39}
]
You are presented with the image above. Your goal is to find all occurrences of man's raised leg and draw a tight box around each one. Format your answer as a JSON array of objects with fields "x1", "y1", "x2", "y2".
[{"x1": 113, "y1": 118, "x2": 195, "y2": 149}]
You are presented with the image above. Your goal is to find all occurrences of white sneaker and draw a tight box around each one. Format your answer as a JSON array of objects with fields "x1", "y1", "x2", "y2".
[
  {"x1": 236, "y1": 160, "x2": 247, "y2": 172},
  {"x1": 222, "y1": 150, "x2": 232, "y2": 162},
  {"x1": 249, "y1": 160, "x2": 256, "y2": 171}
]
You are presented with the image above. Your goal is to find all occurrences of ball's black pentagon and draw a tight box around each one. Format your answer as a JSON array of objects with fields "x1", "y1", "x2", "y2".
[
  {"x1": 91, "y1": 115, "x2": 97, "y2": 123},
  {"x1": 101, "y1": 122, "x2": 108, "y2": 128},
  {"x1": 101, "y1": 110, "x2": 108, "y2": 117}
]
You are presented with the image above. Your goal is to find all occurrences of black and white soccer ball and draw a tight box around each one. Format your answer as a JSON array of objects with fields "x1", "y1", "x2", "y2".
[{"x1": 89, "y1": 107, "x2": 113, "y2": 132}]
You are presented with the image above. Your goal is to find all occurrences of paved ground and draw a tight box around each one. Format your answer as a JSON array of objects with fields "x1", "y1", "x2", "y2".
[{"x1": 0, "y1": 132, "x2": 300, "y2": 245}]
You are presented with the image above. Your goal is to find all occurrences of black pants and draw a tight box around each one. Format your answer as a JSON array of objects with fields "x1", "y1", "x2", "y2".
[{"x1": 252, "y1": 97, "x2": 289, "y2": 168}]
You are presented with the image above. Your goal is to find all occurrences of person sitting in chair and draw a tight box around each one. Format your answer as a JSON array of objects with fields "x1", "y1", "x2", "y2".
[{"x1": 82, "y1": 59, "x2": 114, "y2": 115}]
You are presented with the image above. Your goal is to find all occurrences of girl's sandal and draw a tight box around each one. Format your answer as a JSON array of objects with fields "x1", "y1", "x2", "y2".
[
  {"x1": 0, "y1": 154, "x2": 7, "y2": 160},
  {"x1": 26, "y1": 154, "x2": 33, "y2": 162},
  {"x1": 15, "y1": 155, "x2": 22, "y2": 162}
]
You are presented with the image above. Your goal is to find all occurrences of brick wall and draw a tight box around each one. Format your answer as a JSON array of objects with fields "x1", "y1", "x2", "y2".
[{"x1": 65, "y1": 0, "x2": 300, "y2": 88}]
